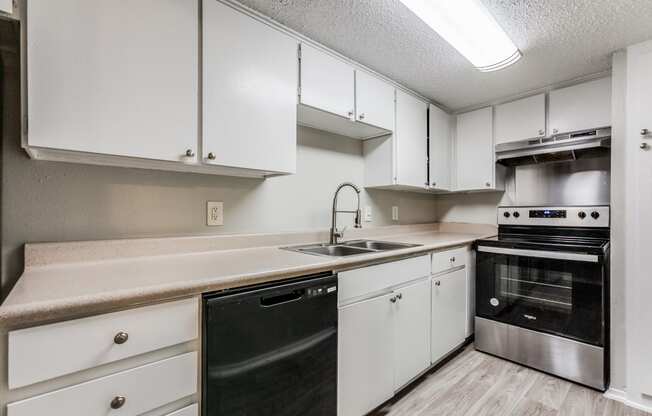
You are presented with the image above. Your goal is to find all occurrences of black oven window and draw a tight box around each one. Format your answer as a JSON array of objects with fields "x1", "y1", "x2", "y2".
[
  {"x1": 477, "y1": 252, "x2": 604, "y2": 346},
  {"x1": 496, "y1": 263, "x2": 573, "y2": 312}
]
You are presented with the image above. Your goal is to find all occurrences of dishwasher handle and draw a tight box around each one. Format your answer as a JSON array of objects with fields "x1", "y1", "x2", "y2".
[{"x1": 260, "y1": 289, "x2": 304, "y2": 307}]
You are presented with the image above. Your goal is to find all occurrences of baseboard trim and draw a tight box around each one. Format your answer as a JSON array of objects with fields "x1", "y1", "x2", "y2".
[{"x1": 604, "y1": 388, "x2": 652, "y2": 413}]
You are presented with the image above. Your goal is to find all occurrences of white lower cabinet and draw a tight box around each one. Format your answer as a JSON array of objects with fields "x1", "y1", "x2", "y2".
[
  {"x1": 338, "y1": 293, "x2": 395, "y2": 416},
  {"x1": 393, "y1": 278, "x2": 431, "y2": 389},
  {"x1": 7, "y1": 352, "x2": 198, "y2": 416},
  {"x1": 431, "y1": 268, "x2": 468, "y2": 364}
]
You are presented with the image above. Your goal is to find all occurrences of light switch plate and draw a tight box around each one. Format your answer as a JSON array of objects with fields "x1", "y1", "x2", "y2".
[
  {"x1": 392, "y1": 206, "x2": 399, "y2": 221},
  {"x1": 207, "y1": 201, "x2": 223, "y2": 226}
]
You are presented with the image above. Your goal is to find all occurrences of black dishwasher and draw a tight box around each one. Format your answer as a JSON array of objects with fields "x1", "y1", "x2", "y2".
[{"x1": 203, "y1": 273, "x2": 338, "y2": 416}]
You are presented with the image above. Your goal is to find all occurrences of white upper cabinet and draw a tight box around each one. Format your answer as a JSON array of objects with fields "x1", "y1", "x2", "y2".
[
  {"x1": 429, "y1": 104, "x2": 452, "y2": 191},
  {"x1": 26, "y1": 0, "x2": 198, "y2": 163},
  {"x1": 455, "y1": 107, "x2": 496, "y2": 191},
  {"x1": 355, "y1": 70, "x2": 395, "y2": 131},
  {"x1": 396, "y1": 90, "x2": 428, "y2": 188},
  {"x1": 203, "y1": 0, "x2": 297, "y2": 174},
  {"x1": 548, "y1": 77, "x2": 612, "y2": 135},
  {"x1": 300, "y1": 44, "x2": 355, "y2": 119},
  {"x1": 494, "y1": 93, "x2": 546, "y2": 145},
  {"x1": 298, "y1": 45, "x2": 392, "y2": 139}
]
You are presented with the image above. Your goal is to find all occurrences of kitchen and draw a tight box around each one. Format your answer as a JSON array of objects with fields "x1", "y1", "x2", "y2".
[{"x1": 0, "y1": 0, "x2": 650, "y2": 415}]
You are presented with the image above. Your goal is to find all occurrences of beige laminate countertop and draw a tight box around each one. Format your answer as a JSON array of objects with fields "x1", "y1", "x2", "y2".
[{"x1": 0, "y1": 224, "x2": 496, "y2": 329}]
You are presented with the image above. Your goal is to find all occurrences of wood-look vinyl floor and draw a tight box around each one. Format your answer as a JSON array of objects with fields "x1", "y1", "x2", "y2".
[{"x1": 370, "y1": 346, "x2": 650, "y2": 416}]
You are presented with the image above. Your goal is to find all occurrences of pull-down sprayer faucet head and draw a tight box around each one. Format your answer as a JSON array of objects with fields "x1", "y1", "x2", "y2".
[{"x1": 330, "y1": 182, "x2": 362, "y2": 244}]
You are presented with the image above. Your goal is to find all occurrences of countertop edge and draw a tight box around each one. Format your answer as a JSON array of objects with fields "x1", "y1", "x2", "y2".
[{"x1": 0, "y1": 233, "x2": 490, "y2": 330}]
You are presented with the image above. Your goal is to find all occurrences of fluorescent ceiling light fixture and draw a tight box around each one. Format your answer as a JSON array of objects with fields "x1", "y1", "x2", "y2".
[{"x1": 398, "y1": 0, "x2": 521, "y2": 72}]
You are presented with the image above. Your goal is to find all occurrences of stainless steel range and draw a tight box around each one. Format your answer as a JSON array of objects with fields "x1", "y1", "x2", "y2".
[{"x1": 475, "y1": 205, "x2": 610, "y2": 391}]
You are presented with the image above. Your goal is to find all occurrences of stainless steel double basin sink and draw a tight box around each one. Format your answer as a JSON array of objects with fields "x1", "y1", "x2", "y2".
[{"x1": 283, "y1": 240, "x2": 421, "y2": 257}]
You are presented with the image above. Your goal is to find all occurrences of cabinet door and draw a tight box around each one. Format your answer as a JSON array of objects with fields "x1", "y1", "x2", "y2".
[
  {"x1": 26, "y1": 0, "x2": 198, "y2": 162},
  {"x1": 431, "y1": 269, "x2": 467, "y2": 364},
  {"x1": 455, "y1": 107, "x2": 494, "y2": 191},
  {"x1": 203, "y1": 1, "x2": 297, "y2": 174},
  {"x1": 0, "y1": 0, "x2": 12, "y2": 14},
  {"x1": 300, "y1": 44, "x2": 355, "y2": 119},
  {"x1": 465, "y1": 248, "x2": 476, "y2": 338},
  {"x1": 396, "y1": 90, "x2": 428, "y2": 188},
  {"x1": 548, "y1": 77, "x2": 612, "y2": 135},
  {"x1": 338, "y1": 294, "x2": 394, "y2": 416},
  {"x1": 494, "y1": 93, "x2": 546, "y2": 145},
  {"x1": 393, "y1": 278, "x2": 431, "y2": 390},
  {"x1": 429, "y1": 104, "x2": 452, "y2": 190},
  {"x1": 355, "y1": 70, "x2": 395, "y2": 131}
]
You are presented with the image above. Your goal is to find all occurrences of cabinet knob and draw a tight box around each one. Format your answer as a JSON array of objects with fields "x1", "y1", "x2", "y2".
[
  {"x1": 432, "y1": 182, "x2": 436, "y2": 187},
  {"x1": 450, "y1": 256, "x2": 456, "y2": 262},
  {"x1": 435, "y1": 280, "x2": 441, "y2": 287},
  {"x1": 185, "y1": 149, "x2": 195, "y2": 157},
  {"x1": 207, "y1": 152, "x2": 216, "y2": 160},
  {"x1": 110, "y1": 396, "x2": 126, "y2": 409},
  {"x1": 347, "y1": 110, "x2": 354, "y2": 118},
  {"x1": 485, "y1": 182, "x2": 491, "y2": 187},
  {"x1": 552, "y1": 128, "x2": 559, "y2": 134},
  {"x1": 389, "y1": 296, "x2": 397, "y2": 303},
  {"x1": 359, "y1": 113, "x2": 365, "y2": 120},
  {"x1": 538, "y1": 129, "x2": 544, "y2": 136},
  {"x1": 641, "y1": 128, "x2": 649, "y2": 136},
  {"x1": 641, "y1": 142, "x2": 649, "y2": 150},
  {"x1": 396, "y1": 293, "x2": 403, "y2": 300},
  {"x1": 113, "y1": 331, "x2": 129, "y2": 345}
]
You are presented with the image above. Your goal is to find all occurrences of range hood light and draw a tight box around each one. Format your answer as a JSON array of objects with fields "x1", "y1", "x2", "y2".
[{"x1": 398, "y1": 0, "x2": 522, "y2": 72}]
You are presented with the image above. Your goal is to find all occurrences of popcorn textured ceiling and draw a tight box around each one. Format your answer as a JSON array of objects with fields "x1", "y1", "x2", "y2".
[{"x1": 237, "y1": 0, "x2": 652, "y2": 111}]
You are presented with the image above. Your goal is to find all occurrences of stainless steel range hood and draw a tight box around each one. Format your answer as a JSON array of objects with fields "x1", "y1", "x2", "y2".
[{"x1": 496, "y1": 128, "x2": 611, "y2": 167}]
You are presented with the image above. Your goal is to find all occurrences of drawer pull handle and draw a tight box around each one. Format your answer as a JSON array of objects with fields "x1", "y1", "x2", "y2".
[
  {"x1": 110, "y1": 396, "x2": 126, "y2": 409},
  {"x1": 113, "y1": 331, "x2": 129, "y2": 345}
]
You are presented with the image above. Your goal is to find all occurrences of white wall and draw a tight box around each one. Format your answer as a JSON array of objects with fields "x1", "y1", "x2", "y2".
[{"x1": 609, "y1": 50, "x2": 627, "y2": 392}]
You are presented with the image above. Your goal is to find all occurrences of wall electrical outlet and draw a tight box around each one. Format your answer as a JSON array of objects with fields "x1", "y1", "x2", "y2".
[
  {"x1": 207, "y1": 201, "x2": 224, "y2": 226},
  {"x1": 364, "y1": 206, "x2": 373, "y2": 222},
  {"x1": 392, "y1": 206, "x2": 399, "y2": 221}
]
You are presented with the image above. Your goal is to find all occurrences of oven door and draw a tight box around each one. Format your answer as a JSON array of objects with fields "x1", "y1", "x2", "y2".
[{"x1": 476, "y1": 246, "x2": 605, "y2": 346}]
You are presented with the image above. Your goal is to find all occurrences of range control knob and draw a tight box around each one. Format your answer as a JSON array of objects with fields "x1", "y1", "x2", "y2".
[
  {"x1": 503, "y1": 212, "x2": 511, "y2": 218},
  {"x1": 578, "y1": 211, "x2": 587, "y2": 219},
  {"x1": 591, "y1": 211, "x2": 600, "y2": 219},
  {"x1": 513, "y1": 211, "x2": 520, "y2": 218}
]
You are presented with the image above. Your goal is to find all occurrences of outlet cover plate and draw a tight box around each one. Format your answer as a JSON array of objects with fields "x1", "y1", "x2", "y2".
[
  {"x1": 207, "y1": 201, "x2": 224, "y2": 226},
  {"x1": 364, "y1": 206, "x2": 373, "y2": 222}
]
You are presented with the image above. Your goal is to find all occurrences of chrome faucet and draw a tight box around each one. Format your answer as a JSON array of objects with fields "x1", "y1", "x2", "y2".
[{"x1": 330, "y1": 182, "x2": 362, "y2": 244}]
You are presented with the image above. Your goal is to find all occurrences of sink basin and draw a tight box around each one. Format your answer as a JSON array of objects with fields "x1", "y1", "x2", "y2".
[
  {"x1": 283, "y1": 240, "x2": 421, "y2": 257},
  {"x1": 341, "y1": 240, "x2": 419, "y2": 251},
  {"x1": 294, "y1": 244, "x2": 375, "y2": 257}
]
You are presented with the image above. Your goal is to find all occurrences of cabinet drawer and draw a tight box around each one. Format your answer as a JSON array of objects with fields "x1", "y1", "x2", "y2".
[
  {"x1": 7, "y1": 352, "x2": 198, "y2": 416},
  {"x1": 8, "y1": 298, "x2": 198, "y2": 389},
  {"x1": 338, "y1": 255, "x2": 430, "y2": 305},
  {"x1": 431, "y1": 247, "x2": 467, "y2": 275},
  {"x1": 167, "y1": 404, "x2": 198, "y2": 416}
]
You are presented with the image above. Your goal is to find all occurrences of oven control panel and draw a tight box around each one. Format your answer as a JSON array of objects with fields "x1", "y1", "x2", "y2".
[{"x1": 498, "y1": 206, "x2": 610, "y2": 228}]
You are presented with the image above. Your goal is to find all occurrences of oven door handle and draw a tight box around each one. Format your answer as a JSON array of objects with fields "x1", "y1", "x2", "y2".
[{"x1": 477, "y1": 246, "x2": 600, "y2": 263}]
